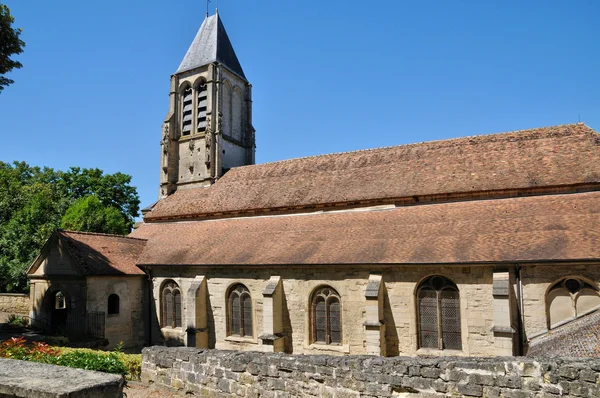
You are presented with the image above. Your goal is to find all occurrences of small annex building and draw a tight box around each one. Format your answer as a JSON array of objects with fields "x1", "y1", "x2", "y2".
[
  {"x1": 27, "y1": 231, "x2": 147, "y2": 349},
  {"x1": 28, "y1": 12, "x2": 600, "y2": 356}
]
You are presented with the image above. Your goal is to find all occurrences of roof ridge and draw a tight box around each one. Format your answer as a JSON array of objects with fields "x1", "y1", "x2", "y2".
[
  {"x1": 231, "y1": 123, "x2": 592, "y2": 171},
  {"x1": 59, "y1": 229, "x2": 148, "y2": 242}
]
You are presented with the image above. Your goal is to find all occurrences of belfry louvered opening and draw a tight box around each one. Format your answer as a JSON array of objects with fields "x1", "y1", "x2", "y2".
[
  {"x1": 311, "y1": 286, "x2": 342, "y2": 345},
  {"x1": 228, "y1": 284, "x2": 253, "y2": 337},
  {"x1": 161, "y1": 281, "x2": 182, "y2": 328},
  {"x1": 196, "y1": 82, "x2": 208, "y2": 133},
  {"x1": 417, "y1": 276, "x2": 462, "y2": 350},
  {"x1": 181, "y1": 86, "x2": 193, "y2": 136}
]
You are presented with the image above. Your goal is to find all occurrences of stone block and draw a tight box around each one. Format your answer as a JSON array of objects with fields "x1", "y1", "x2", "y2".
[
  {"x1": 420, "y1": 367, "x2": 441, "y2": 379},
  {"x1": 559, "y1": 367, "x2": 579, "y2": 380},
  {"x1": 456, "y1": 382, "x2": 483, "y2": 397},
  {"x1": 579, "y1": 368, "x2": 597, "y2": 383}
]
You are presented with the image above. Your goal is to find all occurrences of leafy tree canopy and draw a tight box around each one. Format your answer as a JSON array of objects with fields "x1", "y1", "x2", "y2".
[
  {"x1": 0, "y1": 3, "x2": 25, "y2": 92},
  {"x1": 61, "y1": 196, "x2": 130, "y2": 236},
  {"x1": 0, "y1": 161, "x2": 140, "y2": 292}
]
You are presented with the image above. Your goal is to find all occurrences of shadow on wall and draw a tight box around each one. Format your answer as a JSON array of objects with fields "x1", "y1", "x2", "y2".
[
  {"x1": 206, "y1": 290, "x2": 216, "y2": 349},
  {"x1": 383, "y1": 283, "x2": 399, "y2": 356},
  {"x1": 281, "y1": 283, "x2": 293, "y2": 354}
]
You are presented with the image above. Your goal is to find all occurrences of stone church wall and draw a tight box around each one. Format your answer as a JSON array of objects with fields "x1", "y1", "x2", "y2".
[
  {"x1": 142, "y1": 346, "x2": 600, "y2": 397},
  {"x1": 520, "y1": 263, "x2": 600, "y2": 339},
  {"x1": 150, "y1": 264, "x2": 499, "y2": 357},
  {"x1": 86, "y1": 276, "x2": 146, "y2": 349}
]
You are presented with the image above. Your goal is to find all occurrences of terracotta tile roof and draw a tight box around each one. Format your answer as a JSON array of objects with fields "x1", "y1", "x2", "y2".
[
  {"x1": 131, "y1": 192, "x2": 600, "y2": 266},
  {"x1": 527, "y1": 310, "x2": 600, "y2": 358},
  {"x1": 145, "y1": 123, "x2": 600, "y2": 221},
  {"x1": 58, "y1": 231, "x2": 146, "y2": 276}
]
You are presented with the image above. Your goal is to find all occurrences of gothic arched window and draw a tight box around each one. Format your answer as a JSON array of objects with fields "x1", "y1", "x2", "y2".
[
  {"x1": 311, "y1": 286, "x2": 342, "y2": 345},
  {"x1": 161, "y1": 281, "x2": 182, "y2": 328},
  {"x1": 547, "y1": 277, "x2": 600, "y2": 329},
  {"x1": 228, "y1": 284, "x2": 252, "y2": 337},
  {"x1": 417, "y1": 276, "x2": 462, "y2": 350},
  {"x1": 55, "y1": 291, "x2": 66, "y2": 310},
  {"x1": 181, "y1": 86, "x2": 193, "y2": 136},
  {"x1": 107, "y1": 294, "x2": 119, "y2": 315},
  {"x1": 196, "y1": 81, "x2": 208, "y2": 133}
]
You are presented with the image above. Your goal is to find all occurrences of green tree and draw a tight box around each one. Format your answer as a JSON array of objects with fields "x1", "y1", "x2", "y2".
[
  {"x1": 0, "y1": 161, "x2": 140, "y2": 292},
  {"x1": 0, "y1": 3, "x2": 25, "y2": 93},
  {"x1": 58, "y1": 167, "x2": 140, "y2": 230},
  {"x1": 61, "y1": 196, "x2": 130, "y2": 235}
]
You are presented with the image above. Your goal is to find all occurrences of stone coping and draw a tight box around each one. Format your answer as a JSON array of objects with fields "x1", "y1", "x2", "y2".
[{"x1": 0, "y1": 358, "x2": 123, "y2": 398}]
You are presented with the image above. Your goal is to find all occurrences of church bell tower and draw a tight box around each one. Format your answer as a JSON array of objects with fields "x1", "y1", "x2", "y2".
[{"x1": 159, "y1": 11, "x2": 255, "y2": 197}]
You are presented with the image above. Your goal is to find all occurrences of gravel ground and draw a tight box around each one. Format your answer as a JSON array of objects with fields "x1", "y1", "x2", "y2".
[{"x1": 125, "y1": 381, "x2": 196, "y2": 397}]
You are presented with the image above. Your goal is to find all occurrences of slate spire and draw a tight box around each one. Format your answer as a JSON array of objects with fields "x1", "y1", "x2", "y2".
[{"x1": 175, "y1": 13, "x2": 246, "y2": 79}]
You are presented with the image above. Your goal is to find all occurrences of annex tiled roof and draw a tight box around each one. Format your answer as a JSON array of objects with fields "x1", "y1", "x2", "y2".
[
  {"x1": 527, "y1": 310, "x2": 600, "y2": 358},
  {"x1": 145, "y1": 123, "x2": 600, "y2": 221},
  {"x1": 58, "y1": 231, "x2": 146, "y2": 276},
  {"x1": 131, "y1": 192, "x2": 600, "y2": 266}
]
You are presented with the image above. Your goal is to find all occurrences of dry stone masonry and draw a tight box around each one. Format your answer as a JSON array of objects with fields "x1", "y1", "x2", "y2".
[
  {"x1": 142, "y1": 346, "x2": 600, "y2": 397},
  {"x1": 0, "y1": 294, "x2": 29, "y2": 315}
]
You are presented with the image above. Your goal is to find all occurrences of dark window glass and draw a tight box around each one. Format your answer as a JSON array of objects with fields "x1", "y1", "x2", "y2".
[
  {"x1": 174, "y1": 291, "x2": 182, "y2": 328},
  {"x1": 314, "y1": 298, "x2": 326, "y2": 343},
  {"x1": 328, "y1": 298, "x2": 341, "y2": 344},
  {"x1": 242, "y1": 294, "x2": 253, "y2": 337},
  {"x1": 108, "y1": 294, "x2": 119, "y2": 315},
  {"x1": 161, "y1": 281, "x2": 182, "y2": 328},
  {"x1": 418, "y1": 288, "x2": 438, "y2": 349},
  {"x1": 165, "y1": 291, "x2": 173, "y2": 327},
  {"x1": 440, "y1": 289, "x2": 461, "y2": 350}
]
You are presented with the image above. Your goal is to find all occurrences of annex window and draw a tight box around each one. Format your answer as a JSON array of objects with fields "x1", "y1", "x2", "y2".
[
  {"x1": 161, "y1": 281, "x2": 182, "y2": 328},
  {"x1": 55, "y1": 291, "x2": 66, "y2": 310},
  {"x1": 181, "y1": 86, "x2": 193, "y2": 136},
  {"x1": 196, "y1": 81, "x2": 208, "y2": 133},
  {"x1": 547, "y1": 277, "x2": 600, "y2": 329},
  {"x1": 107, "y1": 294, "x2": 119, "y2": 315},
  {"x1": 417, "y1": 276, "x2": 462, "y2": 350},
  {"x1": 311, "y1": 286, "x2": 342, "y2": 345},
  {"x1": 228, "y1": 284, "x2": 253, "y2": 337}
]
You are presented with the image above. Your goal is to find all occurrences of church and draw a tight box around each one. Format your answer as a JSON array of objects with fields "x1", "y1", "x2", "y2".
[{"x1": 27, "y1": 12, "x2": 600, "y2": 357}]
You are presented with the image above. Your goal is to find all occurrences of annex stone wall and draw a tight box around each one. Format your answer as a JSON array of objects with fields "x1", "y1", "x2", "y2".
[
  {"x1": 0, "y1": 294, "x2": 29, "y2": 315},
  {"x1": 142, "y1": 346, "x2": 600, "y2": 397}
]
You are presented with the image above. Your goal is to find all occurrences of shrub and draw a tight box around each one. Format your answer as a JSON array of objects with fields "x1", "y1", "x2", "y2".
[
  {"x1": 48, "y1": 350, "x2": 128, "y2": 376},
  {"x1": 56, "y1": 346, "x2": 141, "y2": 380},
  {"x1": 6, "y1": 314, "x2": 28, "y2": 329},
  {"x1": 44, "y1": 335, "x2": 69, "y2": 347},
  {"x1": 0, "y1": 337, "x2": 138, "y2": 379}
]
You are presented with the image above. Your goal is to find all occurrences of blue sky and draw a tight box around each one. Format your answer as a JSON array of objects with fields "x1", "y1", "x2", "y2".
[{"x1": 1, "y1": 0, "x2": 599, "y2": 212}]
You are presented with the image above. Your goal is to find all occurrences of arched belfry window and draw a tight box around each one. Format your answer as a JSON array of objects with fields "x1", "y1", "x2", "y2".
[
  {"x1": 547, "y1": 277, "x2": 600, "y2": 329},
  {"x1": 311, "y1": 286, "x2": 342, "y2": 345},
  {"x1": 228, "y1": 284, "x2": 252, "y2": 337},
  {"x1": 161, "y1": 281, "x2": 182, "y2": 328},
  {"x1": 181, "y1": 86, "x2": 193, "y2": 136},
  {"x1": 196, "y1": 81, "x2": 208, "y2": 133},
  {"x1": 417, "y1": 276, "x2": 462, "y2": 350}
]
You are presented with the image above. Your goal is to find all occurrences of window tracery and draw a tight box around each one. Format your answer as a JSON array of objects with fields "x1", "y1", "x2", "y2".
[
  {"x1": 417, "y1": 276, "x2": 462, "y2": 350},
  {"x1": 311, "y1": 286, "x2": 342, "y2": 345}
]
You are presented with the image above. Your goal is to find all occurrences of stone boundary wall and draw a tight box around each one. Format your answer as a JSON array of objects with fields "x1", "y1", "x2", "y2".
[
  {"x1": 142, "y1": 347, "x2": 600, "y2": 398},
  {"x1": 0, "y1": 294, "x2": 29, "y2": 315}
]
